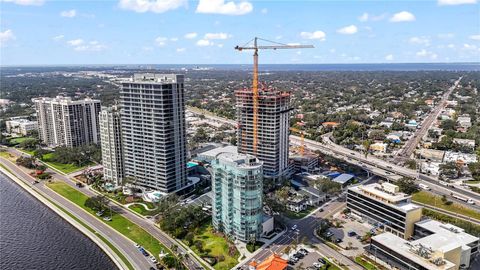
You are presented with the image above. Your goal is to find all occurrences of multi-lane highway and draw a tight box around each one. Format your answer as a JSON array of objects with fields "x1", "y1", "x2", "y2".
[
  {"x1": 298, "y1": 135, "x2": 480, "y2": 205},
  {"x1": 396, "y1": 76, "x2": 462, "y2": 160},
  {"x1": 187, "y1": 106, "x2": 480, "y2": 206}
]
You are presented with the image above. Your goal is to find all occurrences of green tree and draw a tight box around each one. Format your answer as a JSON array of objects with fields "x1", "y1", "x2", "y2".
[
  {"x1": 439, "y1": 162, "x2": 459, "y2": 180},
  {"x1": 396, "y1": 178, "x2": 419, "y2": 194},
  {"x1": 468, "y1": 162, "x2": 480, "y2": 181},
  {"x1": 362, "y1": 139, "x2": 373, "y2": 158},
  {"x1": 84, "y1": 195, "x2": 109, "y2": 211}
]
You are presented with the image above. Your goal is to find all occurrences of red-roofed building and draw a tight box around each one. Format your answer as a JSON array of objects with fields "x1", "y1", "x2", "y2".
[
  {"x1": 322, "y1": 121, "x2": 340, "y2": 128},
  {"x1": 249, "y1": 254, "x2": 288, "y2": 270}
]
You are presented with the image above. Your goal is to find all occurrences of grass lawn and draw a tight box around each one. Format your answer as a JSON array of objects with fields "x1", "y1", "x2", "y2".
[
  {"x1": 0, "y1": 151, "x2": 16, "y2": 161},
  {"x1": 9, "y1": 137, "x2": 32, "y2": 144},
  {"x1": 283, "y1": 206, "x2": 315, "y2": 219},
  {"x1": 412, "y1": 191, "x2": 480, "y2": 220},
  {"x1": 19, "y1": 149, "x2": 35, "y2": 155},
  {"x1": 41, "y1": 152, "x2": 88, "y2": 174},
  {"x1": 47, "y1": 181, "x2": 171, "y2": 260},
  {"x1": 128, "y1": 204, "x2": 160, "y2": 216},
  {"x1": 466, "y1": 180, "x2": 480, "y2": 185},
  {"x1": 320, "y1": 258, "x2": 342, "y2": 270},
  {"x1": 246, "y1": 241, "x2": 264, "y2": 253},
  {"x1": 184, "y1": 222, "x2": 239, "y2": 270},
  {"x1": 355, "y1": 256, "x2": 376, "y2": 270}
]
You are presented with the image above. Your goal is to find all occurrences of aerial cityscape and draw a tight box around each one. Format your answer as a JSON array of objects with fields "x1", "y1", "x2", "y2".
[{"x1": 1, "y1": 1, "x2": 479, "y2": 270}]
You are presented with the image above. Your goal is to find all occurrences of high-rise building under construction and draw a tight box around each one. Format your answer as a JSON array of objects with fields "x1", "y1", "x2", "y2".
[{"x1": 235, "y1": 85, "x2": 291, "y2": 181}]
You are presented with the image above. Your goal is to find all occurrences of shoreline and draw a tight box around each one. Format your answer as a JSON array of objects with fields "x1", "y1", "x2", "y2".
[{"x1": 0, "y1": 166, "x2": 129, "y2": 270}]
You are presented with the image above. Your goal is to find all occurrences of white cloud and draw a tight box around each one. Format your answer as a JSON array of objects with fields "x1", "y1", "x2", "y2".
[
  {"x1": 300, "y1": 31, "x2": 326, "y2": 41},
  {"x1": 196, "y1": 39, "x2": 213, "y2": 46},
  {"x1": 155, "y1": 36, "x2": 167, "y2": 46},
  {"x1": 67, "y1": 39, "x2": 106, "y2": 51},
  {"x1": 1, "y1": 0, "x2": 44, "y2": 6},
  {"x1": 176, "y1": 47, "x2": 186, "y2": 52},
  {"x1": 67, "y1": 39, "x2": 84, "y2": 46},
  {"x1": 275, "y1": 35, "x2": 283, "y2": 40},
  {"x1": 196, "y1": 0, "x2": 253, "y2": 15},
  {"x1": 170, "y1": 37, "x2": 178, "y2": 41},
  {"x1": 337, "y1": 25, "x2": 358, "y2": 35},
  {"x1": 217, "y1": 44, "x2": 224, "y2": 48},
  {"x1": 204, "y1": 32, "x2": 230, "y2": 40},
  {"x1": 447, "y1": 44, "x2": 455, "y2": 48},
  {"x1": 409, "y1": 36, "x2": 430, "y2": 46},
  {"x1": 390, "y1": 11, "x2": 416, "y2": 22},
  {"x1": 119, "y1": 0, "x2": 187, "y2": 13},
  {"x1": 469, "y1": 34, "x2": 480, "y2": 41},
  {"x1": 463, "y1": 43, "x2": 478, "y2": 50},
  {"x1": 261, "y1": 8, "x2": 267, "y2": 14},
  {"x1": 437, "y1": 33, "x2": 455, "y2": 39},
  {"x1": 60, "y1": 9, "x2": 76, "y2": 18},
  {"x1": 438, "y1": 0, "x2": 477, "y2": 5},
  {"x1": 358, "y1": 12, "x2": 369, "y2": 22},
  {"x1": 385, "y1": 54, "x2": 394, "y2": 61},
  {"x1": 358, "y1": 12, "x2": 386, "y2": 22},
  {"x1": 0, "y1": 29, "x2": 16, "y2": 46},
  {"x1": 53, "y1": 35, "x2": 65, "y2": 41},
  {"x1": 184, "y1": 32, "x2": 198, "y2": 39},
  {"x1": 416, "y1": 49, "x2": 438, "y2": 60}
]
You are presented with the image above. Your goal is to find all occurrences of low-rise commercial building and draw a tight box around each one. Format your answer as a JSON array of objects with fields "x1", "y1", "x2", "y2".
[
  {"x1": 444, "y1": 151, "x2": 478, "y2": 164},
  {"x1": 369, "y1": 219, "x2": 479, "y2": 270},
  {"x1": 347, "y1": 183, "x2": 422, "y2": 239}
]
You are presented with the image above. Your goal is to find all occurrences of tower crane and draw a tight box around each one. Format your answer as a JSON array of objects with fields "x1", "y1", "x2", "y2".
[{"x1": 234, "y1": 37, "x2": 314, "y2": 155}]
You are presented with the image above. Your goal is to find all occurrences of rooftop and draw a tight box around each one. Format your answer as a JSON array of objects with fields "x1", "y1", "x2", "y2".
[
  {"x1": 414, "y1": 219, "x2": 479, "y2": 250},
  {"x1": 332, "y1": 173, "x2": 354, "y2": 184},
  {"x1": 350, "y1": 183, "x2": 421, "y2": 212},
  {"x1": 125, "y1": 73, "x2": 183, "y2": 84},
  {"x1": 372, "y1": 232, "x2": 456, "y2": 270},
  {"x1": 216, "y1": 152, "x2": 262, "y2": 169}
]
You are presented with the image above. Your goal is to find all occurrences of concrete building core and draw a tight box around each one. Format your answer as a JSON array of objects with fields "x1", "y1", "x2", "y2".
[{"x1": 235, "y1": 85, "x2": 291, "y2": 182}]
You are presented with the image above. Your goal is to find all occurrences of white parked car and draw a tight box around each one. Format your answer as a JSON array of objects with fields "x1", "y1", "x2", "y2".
[{"x1": 149, "y1": 255, "x2": 157, "y2": 263}]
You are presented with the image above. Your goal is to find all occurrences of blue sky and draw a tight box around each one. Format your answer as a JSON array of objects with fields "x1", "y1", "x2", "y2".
[{"x1": 1, "y1": 0, "x2": 479, "y2": 65}]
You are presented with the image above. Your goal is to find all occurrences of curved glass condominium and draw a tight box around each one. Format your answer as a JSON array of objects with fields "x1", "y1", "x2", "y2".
[{"x1": 212, "y1": 152, "x2": 263, "y2": 242}]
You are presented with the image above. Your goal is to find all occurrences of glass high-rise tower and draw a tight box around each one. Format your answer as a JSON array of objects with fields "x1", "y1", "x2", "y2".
[
  {"x1": 212, "y1": 152, "x2": 263, "y2": 242},
  {"x1": 120, "y1": 74, "x2": 187, "y2": 193}
]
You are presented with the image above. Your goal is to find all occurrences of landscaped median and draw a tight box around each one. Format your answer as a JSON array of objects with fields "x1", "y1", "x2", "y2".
[
  {"x1": 46, "y1": 181, "x2": 179, "y2": 266},
  {"x1": 412, "y1": 191, "x2": 480, "y2": 220},
  {"x1": 0, "y1": 165, "x2": 133, "y2": 270}
]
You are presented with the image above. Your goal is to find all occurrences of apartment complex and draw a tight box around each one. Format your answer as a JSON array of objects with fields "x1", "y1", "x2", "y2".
[
  {"x1": 32, "y1": 96, "x2": 101, "y2": 148},
  {"x1": 6, "y1": 118, "x2": 38, "y2": 136},
  {"x1": 235, "y1": 85, "x2": 291, "y2": 181},
  {"x1": 370, "y1": 219, "x2": 479, "y2": 270},
  {"x1": 212, "y1": 152, "x2": 263, "y2": 242},
  {"x1": 347, "y1": 183, "x2": 422, "y2": 239},
  {"x1": 99, "y1": 105, "x2": 124, "y2": 186},
  {"x1": 120, "y1": 74, "x2": 187, "y2": 193}
]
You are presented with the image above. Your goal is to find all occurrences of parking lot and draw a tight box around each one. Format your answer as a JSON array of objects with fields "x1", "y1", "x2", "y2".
[
  {"x1": 327, "y1": 213, "x2": 372, "y2": 257},
  {"x1": 286, "y1": 246, "x2": 329, "y2": 269}
]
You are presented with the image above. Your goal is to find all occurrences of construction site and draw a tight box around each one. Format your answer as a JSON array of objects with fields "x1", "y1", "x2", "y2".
[{"x1": 236, "y1": 84, "x2": 292, "y2": 180}]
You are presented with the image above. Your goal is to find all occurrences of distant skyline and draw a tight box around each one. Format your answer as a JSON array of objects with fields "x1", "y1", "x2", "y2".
[{"x1": 1, "y1": 0, "x2": 479, "y2": 65}]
